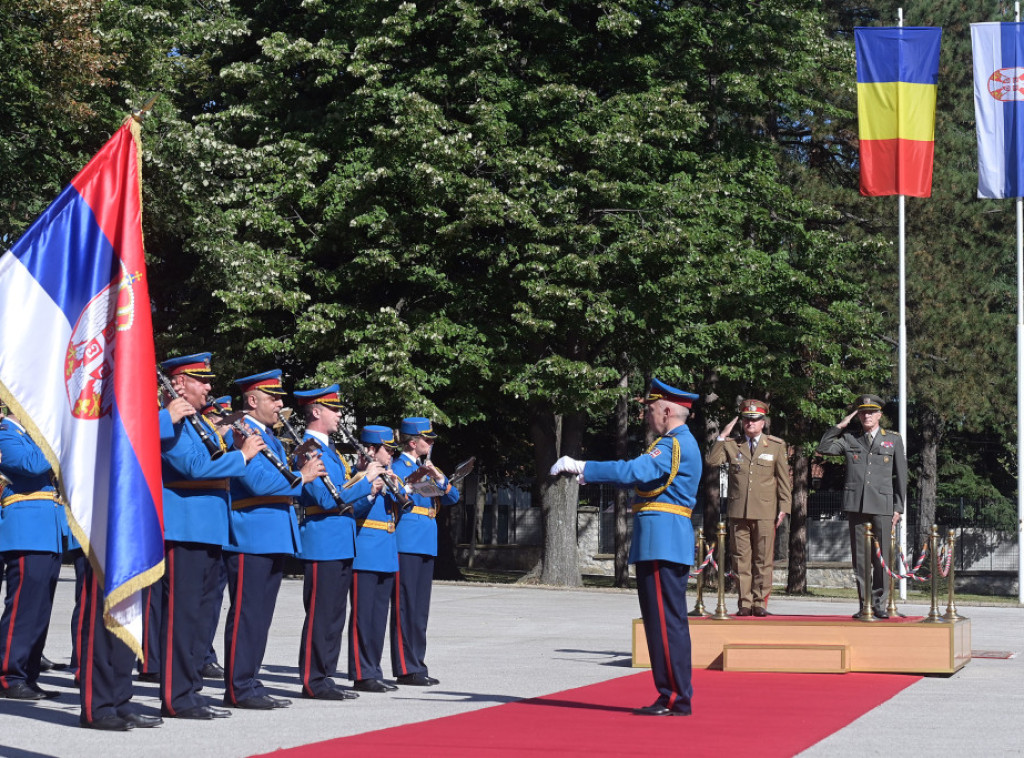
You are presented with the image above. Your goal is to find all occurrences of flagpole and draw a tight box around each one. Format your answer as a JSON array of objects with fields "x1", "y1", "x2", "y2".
[
  {"x1": 1016, "y1": 1, "x2": 1024, "y2": 604},
  {"x1": 897, "y1": 6, "x2": 909, "y2": 602}
]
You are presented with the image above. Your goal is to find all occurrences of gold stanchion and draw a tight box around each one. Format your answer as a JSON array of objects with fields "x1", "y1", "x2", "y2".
[
  {"x1": 886, "y1": 524, "x2": 901, "y2": 618},
  {"x1": 711, "y1": 521, "x2": 731, "y2": 620},
  {"x1": 943, "y1": 528, "x2": 965, "y2": 621},
  {"x1": 859, "y1": 522, "x2": 876, "y2": 622},
  {"x1": 923, "y1": 524, "x2": 945, "y2": 623},
  {"x1": 689, "y1": 527, "x2": 709, "y2": 617}
]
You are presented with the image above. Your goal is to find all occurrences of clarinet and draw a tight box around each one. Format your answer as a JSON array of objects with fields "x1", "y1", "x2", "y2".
[
  {"x1": 334, "y1": 423, "x2": 410, "y2": 509},
  {"x1": 156, "y1": 367, "x2": 225, "y2": 460},
  {"x1": 276, "y1": 409, "x2": 352, "y2": 515},
  {"x1": 222, "y1": 412, "x2": 302, "y2": 488}
]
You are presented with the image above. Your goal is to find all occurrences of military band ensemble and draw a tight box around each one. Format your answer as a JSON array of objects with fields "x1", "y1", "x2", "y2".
[{"x1": 0, "y1": 352, "x2": 460, "y2": 730}]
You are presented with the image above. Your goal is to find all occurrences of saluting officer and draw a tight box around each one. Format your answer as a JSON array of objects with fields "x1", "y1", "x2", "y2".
[
  {"x1": 389, "y1": 417, "x2": 460, "y2": 686},
  {"x1": 158, "y1": 353, "x2": 266, "y2": 719},
  {"x1": 294, "y1": 385, "x2": 382, "y2": 701},
  {"x1": 551, "y1": 378, "x2": 701, "y2": 717},
  {"x1": 706, "y1": 399, "x2": 792, "y2": 616},
  {"x1": 222, "y1": 370, "x2": 323, "y2": 710},
  {"x1": 817, "y1": 393, "x2": 908, "y2": 619},
  {"x1": 0, "y1": 413, "x2": 65, "y2": 701},
  {"x1": 348, "y1": 425, "x2": 401, "y2": 693}
]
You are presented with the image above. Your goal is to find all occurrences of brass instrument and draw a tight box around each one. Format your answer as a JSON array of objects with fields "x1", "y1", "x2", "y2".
[
  {"x1": 276, "y1": 409, "x2": 352, "y2": 515},
  {"x1": 156, "y1": 367, "x2": 225, "y2": 460},
  {"x1": 334, "y1": 422, "x2": 410, "y2": 511},
  {"x1": 221, "y1": 411, "x2": 302, "y2": 488}
]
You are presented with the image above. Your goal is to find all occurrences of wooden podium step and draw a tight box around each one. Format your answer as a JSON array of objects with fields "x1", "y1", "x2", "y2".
[
  {"x1": 723, "y1": 643, "x2": 850, "y2": 673},
  {"x1": 632, "y1": 615, "x2": 971, "y2": 675}
]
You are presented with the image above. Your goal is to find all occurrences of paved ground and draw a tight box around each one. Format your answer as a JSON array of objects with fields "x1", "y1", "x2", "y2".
[{"x1": 0, "y1": 567, "x2": 1021, "y2": 757}]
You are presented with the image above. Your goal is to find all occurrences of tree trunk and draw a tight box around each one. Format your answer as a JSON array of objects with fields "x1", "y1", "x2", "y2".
[
  {"x1": 467, "y1": 472, "x2": 486, "y2": 569},
  {"x1": 786, "y1": 444, "x2": 809, "y2": 594},
  {"x1": 613, "y1": 378, "x2": 630, "y2": 588},
  {"x1": 523, "y1": 407, "x2": 583, "y2": 587},
  {"x1": 917, "y1": 408, "x2": 941, "y2": 551}
]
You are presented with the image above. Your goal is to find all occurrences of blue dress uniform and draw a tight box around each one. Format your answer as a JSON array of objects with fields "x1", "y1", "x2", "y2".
[
  {"x1": 0, "y1": 418, "x2": 64, "y2": 699},
  {"x1": 199, "y1": 395, "x2": 233, "y2": 676},
  {"x1": 294, "y1": 385, "x2": 372, "y2": 699},
  {"x1": 580, "y1": 379, "x2": 701, "y2": 716},
  {"x1": 348, "y1": 426, "x2": 401, "y2": 690},
  {"x1": 389, "y1": 417, "x2": 460, "y2": 684},
  {"x1": 223, "y1": 371, "x2": 304, "y2": 708},
  {"x1": 158, "y1": 354, "x2": 249, "y2": 718}
]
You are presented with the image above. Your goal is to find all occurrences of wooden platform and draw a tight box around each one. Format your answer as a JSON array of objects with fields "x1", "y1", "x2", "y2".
[{"x1": 632, "y1": 614, "x2": 971, "y2": 675}]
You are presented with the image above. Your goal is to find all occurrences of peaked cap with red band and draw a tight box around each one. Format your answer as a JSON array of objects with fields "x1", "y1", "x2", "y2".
[
  {"x1": 740, "y1": 399, "x2": 769, "y2": 418},
  {"x1": 234, "y1": 369, "x2": 286, "y2": 396},
  {"x1": 294, "y1": 384, "x2": 343, "y2": 409},
  {"x1": 160, "y1": 352, "x2": 215, "y2": 380}
]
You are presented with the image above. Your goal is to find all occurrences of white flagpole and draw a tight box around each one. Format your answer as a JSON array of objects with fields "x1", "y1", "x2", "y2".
[
  {"x1": 897, "y1": 6, "x2": 909, "y2": 601},
  {"x1": 1017, "y1": 2, "x2": 1024, "y2": 604}
]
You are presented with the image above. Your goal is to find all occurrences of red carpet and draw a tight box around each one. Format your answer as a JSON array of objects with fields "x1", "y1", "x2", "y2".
[
  {"x1": 254, "y1": 669, "x2": 919, "y2": 758},
  {"x1": 725, "y1": 614, "x2": 924, "y2": 624}
]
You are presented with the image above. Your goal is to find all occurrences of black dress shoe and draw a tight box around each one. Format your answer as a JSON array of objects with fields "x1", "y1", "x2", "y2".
[
  {"x1": 201, "y1": 662, "x2": 225, "y2": 679},
  {"x1": 307, "y1": 687, "x2": 359, "y2": 700},
  {"x1": 121, "y1": 712, "x2": 163, "y2": 728},
  {"x1": 39, "y1": 655, "x2": 56, "y2": 672},
  {"x1": 81, "y1": 715, "x2": 133, "y2": 731},
  {"x1": 424, "y1": 676, "x2": 440, "y2": 685},
  {"x1": 852, "y1": 611, "x2": 864, "y2": 619},
  {"x1": 205, "y1": 705, "x2": 232, "y2": 718},
  {"x1": 752, "y1": 607, "x2": 769, "y2": 617},
  {"x1": 874, "y1": 610, "x2": 890, "y2": 619},
  {"x1": 736, "y1": 608, "x2": 752, "y2": 617},
  {"x1": 633, "y1": 704, "x2": 689, "y2": 717},
  {"x1": 28, "y1": 682, "x2": 60, "y2": 699},
  {"x1": 164, "y1": 705, "x2": 214, "y2": 720},
  {"x1": 137, "y1": 672, "x2": 160, "y2": 683},
  {"x1": 396, "y1": 673, "x2": 432, "y2": 686},
  {"x1": 226, "y1": 695, "x2": 277, "y2": 710},
  {"x1": 353, "y1": 678, "x2": 390, "y2": 693},
  {"x1": 268, "y1": 696, "x2": 292, "y2": 708},
  {"x1": 0, "y1": 681, "x2": 45, "y2": 700}
]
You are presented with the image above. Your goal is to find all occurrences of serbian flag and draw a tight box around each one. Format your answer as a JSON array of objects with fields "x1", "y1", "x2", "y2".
[
  {"x1": 0, "y1": 117, "x2": 163, "y2": 654},
  {"x1": 855, "y1": 27, "x2": 942, "y2": 197},
  {"x1": 972, "y1": 23, "x2": 1024, "y2": 198}
]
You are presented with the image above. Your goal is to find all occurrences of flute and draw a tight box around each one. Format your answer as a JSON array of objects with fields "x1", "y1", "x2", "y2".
[
  {"x1": 156, "y1": 367, "x2": 225, "y2": 460},
  {"x1": 276, "y1": 409, "x2": 352, "y2": 515},
  {"x1": 222, "y1": 411, "x2": 302, "y2": 488}
]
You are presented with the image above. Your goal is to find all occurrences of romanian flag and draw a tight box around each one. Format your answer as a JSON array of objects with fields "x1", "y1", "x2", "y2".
[
  {"x1": 856, "y1": 27, "x2": 943, "y2": 197},
  {"x1": 0, "y1": 118, "x2": 163, "y2": 654},
  {"x1": 972, "y1": 22, "x2": 1024, "y2": 198}
]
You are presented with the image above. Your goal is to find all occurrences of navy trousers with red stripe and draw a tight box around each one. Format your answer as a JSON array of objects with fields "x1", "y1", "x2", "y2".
[
  {"x1": 223, "y1": 552, "x2": 283, "y2": 704},
  {"x1": 390, "y1": 553, "x2": 433, "y2": 677},
  {"x1": 78, "y1": 560, "x2": 135, "y2": 725},
  {"x1": 69, "y1": 551, "x2": 87, "y2": 683},
  {"x1": 138, "y1": 579, "x2": 162, "y2": 675},
  {"x1": 635, "y1": 559, "x2": 692, "y2": 715},
  {"x1": 298, "y1": 558, "x2": 352, "y2": 696},
  {"x1": 161, "y1": 542, "x2": 220, "y2": 713},
  {"x1": 0, "y1": 551, "x2": 60, "y2": 690},
  {"x1": 200, "y1": 555, "x2": 228, "y2": 668},
  {"x1": 348, "y1": 570, "x2": 394, "y2": 682}
]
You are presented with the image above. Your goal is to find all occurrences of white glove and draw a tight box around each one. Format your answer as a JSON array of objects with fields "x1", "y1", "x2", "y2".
[{"x1": 550, "y1": 456, "x2": 586, "y2": 477}]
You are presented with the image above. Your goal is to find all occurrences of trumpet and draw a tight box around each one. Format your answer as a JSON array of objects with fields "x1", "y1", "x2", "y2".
[
  {"x1": 156, "y1": 367, "x2": 225, "y2": 460},
  {"x1": 276, "y1": 409, "x2": 352, "y2": 515},
  {"x1": 221, "y1": 411, "x2": 302, "y2": 488}
]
